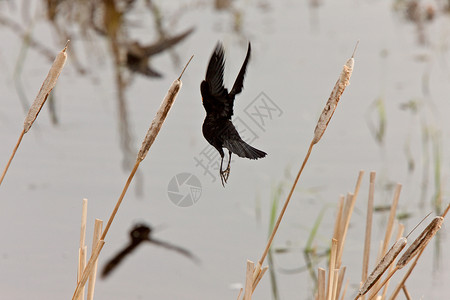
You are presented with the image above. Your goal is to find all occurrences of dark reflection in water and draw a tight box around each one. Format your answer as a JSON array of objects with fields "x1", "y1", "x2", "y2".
[
  {"x1": 0, "y1": 0, "x2": 196, "y2": 183},
  {"x1": 101, "y1": 223, "x2": 199, "y2": 278},
  {"x1": 0, "y1": 1, "x2": 257, "y2": 178},
  {"x1": 393, "y1": 0, "x2": 437, "y2": 45}
]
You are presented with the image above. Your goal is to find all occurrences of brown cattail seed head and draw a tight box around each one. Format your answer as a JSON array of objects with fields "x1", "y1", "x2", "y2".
[
  {"x1": 358, "y1": 237, "x2": 407, "y2": 296},
  {"x1": 397, "y1": 217, "x2": 444, "y2": 269},
  {"x1": 312, "y1": 57, "x2": 354, "y2": 144},
  {"x1": 24, "y1": 45, "x2": 68, "y2": 133},
  {"x1": 137, "y1": 79, "x2": 182, "y2": 162}
]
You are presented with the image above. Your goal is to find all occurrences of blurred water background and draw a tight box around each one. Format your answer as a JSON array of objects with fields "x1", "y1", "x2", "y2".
[{"x1": 0, "y1": 0, "x2": 449, "y2": 299}]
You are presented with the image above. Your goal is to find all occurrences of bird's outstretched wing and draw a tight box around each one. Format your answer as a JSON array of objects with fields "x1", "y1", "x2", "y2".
[
  {"x1": 229, "y1": 42, "x2": 251, "y2": 97},
  {"x1": 141, "y1": 27, "x2": 195, "y2": 56},
  {"x1": 204, "y1": 42, "x2": 228, "y2": 98}
]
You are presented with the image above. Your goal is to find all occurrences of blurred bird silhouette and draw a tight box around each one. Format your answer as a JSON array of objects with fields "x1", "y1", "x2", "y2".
[
  {"x1": 101, "y1": 224, "x2": 199, "y2": 278},
  {"x1": 125, "y1": 27, "x2": 194, "y2": 77},
  {"x1": 200, "y1": 42, "x2": 266, "y2": 186}
]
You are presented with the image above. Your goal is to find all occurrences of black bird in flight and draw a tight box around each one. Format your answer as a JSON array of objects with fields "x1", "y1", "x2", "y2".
[
  {"x1": 101, "y1": 224, "x2": 199, "y2": 278},
  {"x1": 201, "y1": 42, "x2": 266, "y2": 186}
]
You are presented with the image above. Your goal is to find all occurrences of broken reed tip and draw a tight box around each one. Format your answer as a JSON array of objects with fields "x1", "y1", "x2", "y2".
[
  {"x1": 352, "y1": 41, "x2": 359, "y2": 58},
  {"x1": 405, "y1": 212, "x2": 432, "y2": 239},
  {"x1": 64, "y1": 40, "x2": 70, "y2": 51},
  {"x1": 178, "y1": 55, "x2": 194, "y2": 80}
]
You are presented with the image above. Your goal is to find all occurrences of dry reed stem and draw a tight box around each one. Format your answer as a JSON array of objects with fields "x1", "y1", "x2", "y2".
[
  {"x1": 356, "y1": 237, "x2": 407, "y2": 299},
  {"x1": 76, "y1": 198, "x2": 88, "y2": 300},
  {"x1": 71, "y1": 56, "x2": 193, "y2": 300},
  {"x1": 333, "y1": 196, "x2": 345, "y2": 241},
  {"x1": 369, "y1": 184, "x2": 401, "y2": 298},
  {"x1": 327, "y1": 239, "x2": 338, "y2": 300},
  {"x1": 79, "y1": 199, "x2": 88, "y2": 249},
  {"x1": 388, "y1": 251, "x2": 422, "y2": 300},
  {"x1": 381, "y1": 224, "x2": 404, "y2": 299},
  {"x1": 318, "y1": 268, "x2": 326, "y2": 300},
  {"x1": 0, "y1": 130, "x2": 24, "y2": 186},
  {"x1": 336, "y1": 193, "x2": 355, "y2": 268},
  {"x1": 361, "y1": 171, "x2": 376, "y2": 300},
  {"x1": 243, "y1": 260, "x2": 255, "y2": 300},
  {"x1": 402, "y1": 285, "x2": 411, "y2": 300},
  {"x1": 237, "y1": 288, "x2": 243, "y2": 300},
  {"x1": 352, "y1": 170, "x2": 364, "y2": 202},
  {"x1": 0, "y1": 42, "x2": 68, "y2": 187},
  {"x1": 77, "y1": 246, "x2": 87, "y2": 300},
  {"x1": 87, "y1": 219, "x2": 103, "y2": 300},
  {"x1": 366, "y1": 268, "x2": 397, "y2": 300},
  {"x1": 340, "y1": 280, "x2": 349, "y2": 300},
  {"x1": 252, "y1": 266, "x2": 268, "y2": 292},
  {"x1": 335, "y1": 266, "x2": 346, "y2": 300},
  {"x1": 442, "y1": 203, "x2": 450, "y2": 217},
  {"x1": 247, "y1": 47, "x2": 356, "y2": 296},
  {"x1": 252, "y1": 141, "x2": 314, "y2": 286},
  {"x1": 72, "y1": 240, "x2": 105, "y2": 300},
  {"x1": 331, "y1": 269, "x2": 339, "y2": 300},
  {"x1": 382, "y1": 184, "x2": 401, "y2": 256},
  {"x1": 336, "y1": 171, "x2": 363, "y2": 268}
]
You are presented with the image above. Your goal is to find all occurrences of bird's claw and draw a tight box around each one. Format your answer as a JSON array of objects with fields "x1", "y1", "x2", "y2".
[{"x1": 220, "y1": 167, "x2": 230, "y2": 187}]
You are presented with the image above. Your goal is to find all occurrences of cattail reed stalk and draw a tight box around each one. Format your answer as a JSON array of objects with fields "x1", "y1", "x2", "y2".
[
  {"x1": 361, "y1": 171, "x2": 376, "y2": 300},
  {"x1": 327, "y1": 239, "x2": 338, "y2": 300},
  {"x1": 401, "y1": 285, "x2": 412, "y2": 300},
  {"x1": 331, "y1": 269, "x2": 340, "y2": 300},
  {"x1": 318, "y1": 268, "x2": 326, "y2": 300},
  {"x1": 87, "y1": 219, "x2": 103, "y2": 300},
  {"x1": 77, "y1": 198, "x2": 88, "y2": 300},
  {"x1": 0, "y1": 42, "x2": 68, "y2": 187},
  {"x1": 71, "y1": 55, "x2": 193, "y2": 300},
  {"x1": 244, "y1": 260, "x2": 255, "y2": 300},
  {"x1": 340, "y1": 280, "x2": 349, "y2": 300},
  {"x1": 380, "y1": 223, "x2": 405, "y2": 299},
  {"x1": 335, "y1": 266, "x2": 346, "y2": 300},
  {"x1": 237, "y1": 288, "x2": 243, "y2": 300},
  {"x1": 382, "y1": 184, "x2": 401, "y2": 256},
  {"x1": 245, "y1": 44, "x2": 357, "y2": 299},
  {"x1": 333, "y1": 196, "x2": 345, "y2": 241},
  {"x1": 367, "y1": 184, "x2": 401, "y2": 298},
  {"x1": 252, "y1": 266, "x2": 268, "y2": 293}
]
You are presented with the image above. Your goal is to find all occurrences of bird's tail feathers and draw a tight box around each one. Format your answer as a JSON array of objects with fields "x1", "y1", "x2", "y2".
[{"x1": 224, "y1": 139, "x2": 266, "y2": 160}]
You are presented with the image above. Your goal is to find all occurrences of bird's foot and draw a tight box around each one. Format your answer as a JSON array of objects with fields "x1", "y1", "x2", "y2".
[{"x1": 220, "y1": 167, "x2": 230, "y2": 187}]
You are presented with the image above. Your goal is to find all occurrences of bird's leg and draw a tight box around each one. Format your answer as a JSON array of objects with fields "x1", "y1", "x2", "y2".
[
  {"x1": 219, "y1": 151, "x2": 232, "y2": 186},
  {"x1": 219, "y1": 155, "x2": 226, "y2": 187},
  {"x1": 222, "y1": 151, "x2": 231, "y2": 182}
]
